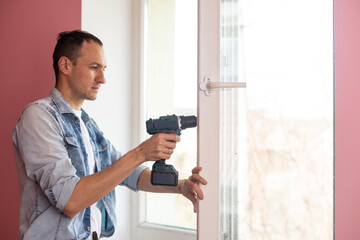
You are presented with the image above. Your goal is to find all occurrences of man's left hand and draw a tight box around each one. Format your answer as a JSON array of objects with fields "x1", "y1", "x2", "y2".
[{"x1": 177, "y1": 166, "x2": 207, "y2": 213}]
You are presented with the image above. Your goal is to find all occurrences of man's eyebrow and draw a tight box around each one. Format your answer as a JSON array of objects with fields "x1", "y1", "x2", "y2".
[{"x1": 89, "y1": 62, "x2": 107, "y2": 68}]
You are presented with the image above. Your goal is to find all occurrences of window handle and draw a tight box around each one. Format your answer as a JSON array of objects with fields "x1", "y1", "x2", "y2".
[{"x1": 199, "y1": 76, "x2": 246, "y2": 96}]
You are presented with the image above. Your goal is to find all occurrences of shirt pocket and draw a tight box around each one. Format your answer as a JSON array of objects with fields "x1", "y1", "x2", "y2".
[
  {"x1": 65, "y1": 135, "x2": 79, "y2": 147},
  {"x1": 96, "y1": 137, "x2": 109, "y2": 152},
  {"x1": 96, "y1": 137, "x2": 111, "y2": 170},
  {"x1": 64, "y1": 136, "x2": 85, "y2": 176}
]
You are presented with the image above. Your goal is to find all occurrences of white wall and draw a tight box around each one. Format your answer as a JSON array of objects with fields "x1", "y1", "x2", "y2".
[{"x1": 82, "y1": 1, "x2": 133, "y2": 239}]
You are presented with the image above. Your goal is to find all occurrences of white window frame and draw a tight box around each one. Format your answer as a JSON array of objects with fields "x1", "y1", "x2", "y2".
[
  {"x1": 130, "y1": 0, "x2": 197, "y2": 239},
  {"x1": 197, "y1": 0, "x2": 221, "y2": 239}
]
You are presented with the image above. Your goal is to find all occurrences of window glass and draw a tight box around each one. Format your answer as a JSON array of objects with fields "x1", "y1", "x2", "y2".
[
  {"x1": 144, "y1": 0, "x2": 198, "y2": 230},
  {"x1": 219, "y1": 0, "x2": 333, "y2": 239}
]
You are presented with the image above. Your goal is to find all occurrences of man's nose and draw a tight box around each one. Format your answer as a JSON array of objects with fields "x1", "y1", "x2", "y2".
[{"x1": 96, "y1": 69, "x2": 106, "y2": 84}]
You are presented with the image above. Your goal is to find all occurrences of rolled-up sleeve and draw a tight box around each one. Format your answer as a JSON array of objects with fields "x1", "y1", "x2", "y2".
[
  {"x1": 14, "y1": 104, "x2": 80, "y2": 211},
  {"x1": 120, "y1": 164, "x2": 148, "y2": 191},
  {"x1": 108, "y1": 143, "x2": 148, "y2": 192}
]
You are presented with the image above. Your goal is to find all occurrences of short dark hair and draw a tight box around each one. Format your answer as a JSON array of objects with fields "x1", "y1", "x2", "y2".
[{"x1": 52, "y1": 30, "x2": 103, "y2": 81}]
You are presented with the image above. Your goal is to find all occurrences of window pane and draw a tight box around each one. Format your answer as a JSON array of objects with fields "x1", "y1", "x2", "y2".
[
  {"x1": 219, "y1": 0, "x2": 333, "y2": 239},
  {"x1": 144, "y1": 0, "x2": 198, "y2": 230}
]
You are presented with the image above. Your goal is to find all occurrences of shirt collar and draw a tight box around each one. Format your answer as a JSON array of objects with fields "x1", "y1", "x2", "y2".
[
  {"x1": 50, "y1": 88, "x2": 92, "y2": 123},
  {"x1": 50, "y1": 88, "x2": 74, "y2": 114}
]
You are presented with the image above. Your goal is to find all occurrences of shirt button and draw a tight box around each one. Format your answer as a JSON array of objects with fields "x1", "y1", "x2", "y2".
[{"x1": 87, "y1": 227, "x2": 91, "y2": 231}]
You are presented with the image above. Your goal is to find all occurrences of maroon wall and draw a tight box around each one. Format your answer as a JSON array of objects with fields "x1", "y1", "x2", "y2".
[{"x1": 0, "y1": 1, "x2": 81, "y2": 238}]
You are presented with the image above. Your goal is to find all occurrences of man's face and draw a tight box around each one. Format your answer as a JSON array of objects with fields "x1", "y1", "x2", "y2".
[{"x1": 68, "y1": 40, "x2": 107, "y2": 102}]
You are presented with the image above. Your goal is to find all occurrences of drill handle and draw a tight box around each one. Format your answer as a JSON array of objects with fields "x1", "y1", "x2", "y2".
[{"x1": 155, "y1": 159, "x2": 166, "y2": 164}]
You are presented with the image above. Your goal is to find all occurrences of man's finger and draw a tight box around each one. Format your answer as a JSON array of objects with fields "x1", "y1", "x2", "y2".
[
  {"x1": 192, "y1": 166, "x2": 202, "y2": 174},
  {"x1": 189, "y1": 174, "x2": 208, "y2": 185},
  {"x1": 160, "y1": 133, "x2": 181, "y2": 142},
  {"x1": 163, "y1": 141, "x2": 177, "y2": 149},
  {"x1": 184, "y1": 190, "x2": 198, "y2": 213},
  {"x1": 185, "y1": 179, "x2": 204, "y2": 200}
]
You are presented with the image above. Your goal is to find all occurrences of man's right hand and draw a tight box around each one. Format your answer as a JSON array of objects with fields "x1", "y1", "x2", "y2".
[{"x1": 135, "y1": 133, "x2": 180, "y2": 163}]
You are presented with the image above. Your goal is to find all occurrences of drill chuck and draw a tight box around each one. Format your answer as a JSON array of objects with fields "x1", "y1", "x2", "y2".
[{"x1": 179, "y1": 115, "x2": 197, "y2": 130}]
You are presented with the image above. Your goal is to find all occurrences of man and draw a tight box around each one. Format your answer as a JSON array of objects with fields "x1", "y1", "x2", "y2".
[{"x1": 12, "y1": 30, "x2": 207, "y2": 240}]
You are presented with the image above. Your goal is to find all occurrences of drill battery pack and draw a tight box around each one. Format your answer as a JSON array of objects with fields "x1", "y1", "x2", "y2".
[{"x1": 151, "y1": 161, "x2": 179, "y2": 186}]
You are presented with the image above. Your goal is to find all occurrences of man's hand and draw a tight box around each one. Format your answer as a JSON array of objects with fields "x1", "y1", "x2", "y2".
[
  {"x1": 136, "y1": 133, "x2": 180, "y2": 163},
  {"x1": 177, "y1": 166, "x2": 207, "y2": 213}
]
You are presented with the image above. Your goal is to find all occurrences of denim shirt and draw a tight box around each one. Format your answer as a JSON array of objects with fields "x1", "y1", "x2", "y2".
[{"x1": 12, "y1": 88, "x2": 147, "y2": 240}]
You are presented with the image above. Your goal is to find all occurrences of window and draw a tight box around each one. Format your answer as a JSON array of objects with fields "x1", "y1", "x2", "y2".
[
  {"x1": 198, "y1": 0, "x2": 333, "y2": 239},
  {"x1": 132, "y1": 0, "x2": 333, "y2": 239}
]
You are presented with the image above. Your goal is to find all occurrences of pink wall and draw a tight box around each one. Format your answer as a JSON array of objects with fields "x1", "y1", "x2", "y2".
[
  {"x1": 335, "y1": 0, "x2": 360, "y2": 239},
  {"x1": 0, "y1": 1, "x2": 81, "y2": 238}
]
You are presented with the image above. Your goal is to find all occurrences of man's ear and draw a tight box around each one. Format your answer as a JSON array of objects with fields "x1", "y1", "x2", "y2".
[{"x1": 58, "y1": 56, "x2": 72, "y2": 76}]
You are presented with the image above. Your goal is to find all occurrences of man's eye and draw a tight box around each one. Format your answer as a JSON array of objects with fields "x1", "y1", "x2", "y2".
[{"x1": 90, "y1": 66, "x2": 98, "y2": 70}]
